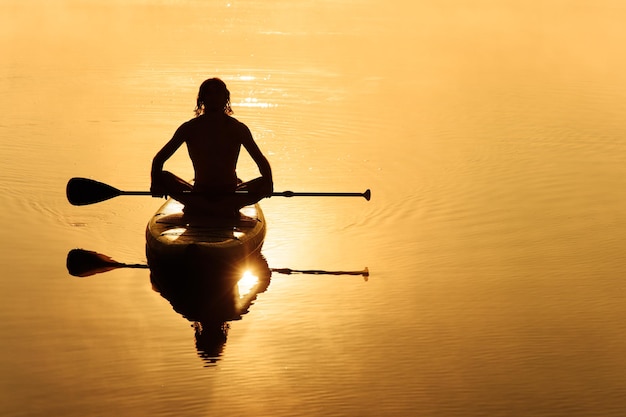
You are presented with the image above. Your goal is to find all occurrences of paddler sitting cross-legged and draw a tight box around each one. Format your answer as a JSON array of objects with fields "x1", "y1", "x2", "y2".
[{"x1": 150, "y1": 77, "x2": 274, "y2": 216}]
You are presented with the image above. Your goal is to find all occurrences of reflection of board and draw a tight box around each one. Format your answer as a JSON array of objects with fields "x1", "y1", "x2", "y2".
[{"x1": 145, "y1": 197, "x2": 266, "y2": 267}]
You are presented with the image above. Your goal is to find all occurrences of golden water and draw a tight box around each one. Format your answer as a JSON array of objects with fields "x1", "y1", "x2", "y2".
[{"x1": 3, "y1": 1, "x2": 626, "y2": 416}]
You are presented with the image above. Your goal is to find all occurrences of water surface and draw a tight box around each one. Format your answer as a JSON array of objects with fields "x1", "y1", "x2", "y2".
[{"x1": 2, "y1": 1, "x2": 626, "y2": 416}]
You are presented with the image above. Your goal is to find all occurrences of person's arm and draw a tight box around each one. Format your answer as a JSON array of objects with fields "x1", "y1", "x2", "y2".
[
  {"x1": 241, "y1": 125, "x2": 273, "y2": 196},
  {"x1": 151, "y1": 124, "x2": 186, "y2": 195}
]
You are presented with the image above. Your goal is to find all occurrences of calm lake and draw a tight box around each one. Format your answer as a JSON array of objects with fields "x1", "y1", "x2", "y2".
[{"x1": 3, "y1": 1, "x2": 626, "y2": 416}]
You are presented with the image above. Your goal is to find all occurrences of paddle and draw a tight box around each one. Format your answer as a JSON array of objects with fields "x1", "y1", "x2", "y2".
[
  {"x1": 66, "y1": 177, "x2": 371, "y2": 206},
  {"x1": 66, "y1": 249, "x2": 370, "y2": 278}
]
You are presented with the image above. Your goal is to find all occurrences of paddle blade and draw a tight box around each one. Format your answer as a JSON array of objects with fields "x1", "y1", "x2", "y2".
[
  {"x1": 66, "y1": 248, "x2": 124, "y2": 277},
  {"x1": 364, "y1": 189, "x2": 371, "y2": 201},
  {"x1": 66, "y1": 177, "x2": 122, "y2": 206}
]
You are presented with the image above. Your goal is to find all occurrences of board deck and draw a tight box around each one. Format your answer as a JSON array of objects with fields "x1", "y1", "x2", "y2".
[{"x1": 146, "y1": 198, "x2": 266, "y2": 268}]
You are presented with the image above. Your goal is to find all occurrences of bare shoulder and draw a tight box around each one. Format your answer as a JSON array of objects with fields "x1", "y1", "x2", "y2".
[
  {"x1": 225, "y1": 115, "x2": 247, "y2": 128},
  {"x1": 178, "y1": 115, "x2": 251, "y2": 140},
  {"x1": 174, "y1": 118, "x2": 198, "y2": 135},
  {"x1": 176, "y1": 116, "x2": 212, "y2": 138},
  {"x1": 225, "y1": 115, "x2": 252, "y2": 136},
  {"x1": 181, "y1": 117, "x2": 203, "y2": 130}
]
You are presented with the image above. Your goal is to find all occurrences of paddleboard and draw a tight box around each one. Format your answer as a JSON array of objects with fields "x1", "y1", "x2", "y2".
[{"x1": 146, "y1": 198, "x2": 266, "y2": 269}]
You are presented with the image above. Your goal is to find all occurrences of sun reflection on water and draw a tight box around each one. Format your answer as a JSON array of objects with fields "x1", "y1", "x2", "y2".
[
  {"x1": 235, "y1": 97, "x2": 277, "y2": 108},
  {"x1": 237, "y1": 270, "x2": 260, "y2": 298}
]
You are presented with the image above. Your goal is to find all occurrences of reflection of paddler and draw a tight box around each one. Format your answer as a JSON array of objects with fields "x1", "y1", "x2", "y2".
[
  {"x1": 149, "y1": 252, "x2": 271, "y2": 365},
  {"x1": 66, "y1": 249, "x2": 368, "y2": 364}
]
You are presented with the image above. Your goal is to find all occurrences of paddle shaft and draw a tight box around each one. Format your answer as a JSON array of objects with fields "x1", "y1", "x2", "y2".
[
  {"x1": 271, "y1": 267, "x2": 369, "y2": 277},
  {"x1": 137, "y1": 190, "x2": 368, "y2": 198},
  {"x1": 273, "y1": 190, "x2": 370, "y2": 199}
]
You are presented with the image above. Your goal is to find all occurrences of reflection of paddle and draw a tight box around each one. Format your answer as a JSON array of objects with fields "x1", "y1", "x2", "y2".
[
  {"x1": 66, "y1": 249, "x2": 148, "y2": 277},
  {"x1": 270, "y1": 268, "x2": 369, "y2": 276},
  {"x1": 66, "y1": 249, "x2": 370, "y2": 278},
  {"x1": 66, "y1": 177, "x2": 371, "y2": 206}
]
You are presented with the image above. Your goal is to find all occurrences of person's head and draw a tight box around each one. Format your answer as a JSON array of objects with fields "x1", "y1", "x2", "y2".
[{"x1": 195, "y1": 78, "x2": 233, "y2": 117}]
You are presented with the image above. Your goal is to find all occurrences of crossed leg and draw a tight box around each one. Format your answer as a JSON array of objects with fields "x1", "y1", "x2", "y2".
[{"x1": 157, "y1": 171, "x2": 266, "y2": 216}]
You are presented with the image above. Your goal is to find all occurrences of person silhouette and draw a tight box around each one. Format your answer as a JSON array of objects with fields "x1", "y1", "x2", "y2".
[{"x1": 150, "y1": 77, "x2": 273, "y2": 215}]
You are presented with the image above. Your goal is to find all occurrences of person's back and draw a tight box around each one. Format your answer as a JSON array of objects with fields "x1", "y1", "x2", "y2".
[{"x1": 183, "y1": 113, "x2": 246, "y2": 193}]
